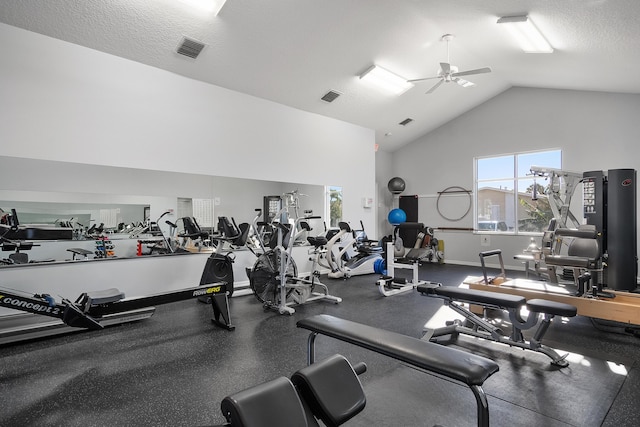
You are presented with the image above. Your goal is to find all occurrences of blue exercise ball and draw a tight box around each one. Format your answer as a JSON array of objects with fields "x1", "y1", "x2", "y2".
[
  {"x1": 387, "y1": 177, "x2": 406, "y2": 195},
  {"x1": 388, "y1": 208, "x2": 407, "y2": 225}
]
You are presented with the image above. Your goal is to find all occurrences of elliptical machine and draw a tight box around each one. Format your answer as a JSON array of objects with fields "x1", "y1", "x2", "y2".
[{"x1": 326, "y1": 221, "x2": 383, "y2": 279}]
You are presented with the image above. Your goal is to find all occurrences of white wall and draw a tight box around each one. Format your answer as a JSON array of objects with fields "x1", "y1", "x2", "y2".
[
  {"x1": 0, "y1": 23, "x2": 376, "y2": 233},
  {"x1": 385, "y1": 87, "x2": 640, "y2": 268}
]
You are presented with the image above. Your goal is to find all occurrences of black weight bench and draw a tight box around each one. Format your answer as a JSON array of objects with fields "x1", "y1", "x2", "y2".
[
  {"x1": 418, "y1": 284, "x2": 577, "y2": 367},
  {"x1": 67, "y1": 247, "x2": 94, "y2": 260},
  {"x1": 297, "y1": 314, "x2": 499, "y2": 427}
]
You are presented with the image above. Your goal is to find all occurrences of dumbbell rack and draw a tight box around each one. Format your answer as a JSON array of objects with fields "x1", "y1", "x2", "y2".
[{"x1": 94, "y1": 236, "x2": 115, "y2": 258}]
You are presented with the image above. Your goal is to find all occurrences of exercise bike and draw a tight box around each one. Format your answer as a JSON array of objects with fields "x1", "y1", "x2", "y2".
[{"x1": 248, "y1": 192, "x2": 341, "y2": 315}]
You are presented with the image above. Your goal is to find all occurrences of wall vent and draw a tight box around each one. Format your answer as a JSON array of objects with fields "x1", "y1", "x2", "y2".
[
  {"x1": 399, "y1": 118, "x2": 413, "y2": 126},
  {"x1": 176, "y1": 36, "x2": 206, "y2": 59},
  {"x1": 321, "y1": 90, "x2": 342, "y2": 103}
]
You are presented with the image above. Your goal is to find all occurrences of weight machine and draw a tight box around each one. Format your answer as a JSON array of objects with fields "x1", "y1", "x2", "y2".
[
  {"x1": 523, "y1": 167, "x2": 637, "y2": 292},
  {"x1": 376, "y1": 222, "x2": 440, "y2": 297},
  {"x1": 479, "y1": 168, "x2": 640, "y2": 328}
]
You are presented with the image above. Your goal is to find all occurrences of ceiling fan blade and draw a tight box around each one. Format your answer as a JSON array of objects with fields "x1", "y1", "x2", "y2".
[
  {"x1": 451, "y1": 67, "x2": 492, "y2": 78},
  {"x1": 454, "y1": 77, "x2": 475, "y2": 88},
  {"x1": 440, "y1": 62, "x2": 451, "y2": 74},
  {"x1": 407, "y1": 76, "x2": 441, "y2": 83},
  {"x1": 425, "y1": 79, "x2": 444, "y2": 94}
]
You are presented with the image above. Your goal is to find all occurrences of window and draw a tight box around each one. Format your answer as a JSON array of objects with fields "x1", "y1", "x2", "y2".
[
  {"x1": 475, "y1": 149, "x2": 561, "y2": 233},
  {"x1": 325, "y1": 186, "x2": 342, "y2": 228}
]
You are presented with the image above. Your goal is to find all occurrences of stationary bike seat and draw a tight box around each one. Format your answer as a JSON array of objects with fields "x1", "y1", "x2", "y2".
[{"x1": 307, "y1": 236, "x2": 328, "y2": 248}]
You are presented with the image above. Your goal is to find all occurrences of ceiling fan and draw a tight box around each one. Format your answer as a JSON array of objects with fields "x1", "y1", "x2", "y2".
[{"x1": 408, "y1": 34, "x2": 492, "y2": 94}]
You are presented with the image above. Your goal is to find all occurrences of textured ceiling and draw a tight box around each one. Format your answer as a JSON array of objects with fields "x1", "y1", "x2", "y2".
[{"x1": 1, "y1": 0, "x2": 639, "y2": 152}]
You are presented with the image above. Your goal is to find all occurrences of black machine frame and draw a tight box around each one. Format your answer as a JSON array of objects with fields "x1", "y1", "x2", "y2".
[{"x1": 0, "y1": 281, "x2": 234, "y2": 344}]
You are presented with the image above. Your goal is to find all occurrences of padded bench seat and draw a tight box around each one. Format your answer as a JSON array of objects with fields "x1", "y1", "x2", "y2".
[
  {"x1": 297, "y1": 314, "x2": 498, "y2": 386},
  {"x1": 433, "y1": 286, "x2": 525, "y2": 309},
  {"x1": 83, "y1": 288, "x2": 125, "y2": 306},
  {"x1": 527, "y1": 299, "x2": 577, "y2": 317},
  {"x1": 297, "y1": 314, "x2": 499, "y2": 427}
]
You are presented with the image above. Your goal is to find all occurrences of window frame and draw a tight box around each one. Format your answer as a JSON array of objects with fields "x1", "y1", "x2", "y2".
[
  {"x1": 325, "y1": 185, "x2": 343, "y2": 228},
  {"x1": 474, "y1": 149, "x2": 562, "y2": 235}
]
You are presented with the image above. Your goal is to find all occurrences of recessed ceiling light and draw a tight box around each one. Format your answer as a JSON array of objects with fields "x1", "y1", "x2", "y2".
[
  {"x1": 359, "y1": 65, "x2": 413, "y2": 95},
  {"x1": 497, "y1": 15, "x2": 553, "y2": 53},
  {"x1": 178, "y1": 0, "x2": 227, "y2": 15}
]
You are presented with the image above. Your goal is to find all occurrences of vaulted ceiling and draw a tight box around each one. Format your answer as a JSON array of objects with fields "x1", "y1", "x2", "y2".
[{"x1": 2, "y1": 0, "x2": 639, "y2": 152}]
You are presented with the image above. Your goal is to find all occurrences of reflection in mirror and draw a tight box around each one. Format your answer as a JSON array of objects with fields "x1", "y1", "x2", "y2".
[
  {"x1": 0, "y1": 200, "x2": 148, "y2": 240},
  {"x1": 0, "y1": 201, "x2": 154, "y2": 264},
  {"x1": 327, "y1": 186, "x2": 343, "y2": 228},
  {"x1": 0, "y1": 156, "x2": 330, "y2": 265}
]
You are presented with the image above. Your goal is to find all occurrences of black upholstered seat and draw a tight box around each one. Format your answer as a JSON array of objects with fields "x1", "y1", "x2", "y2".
[
  {"x1": 220, "y1": 376, "x2": 317, "y2": 427},
  {"x1": 292, "y1": 354, "x2": 366, "y2": 427}
]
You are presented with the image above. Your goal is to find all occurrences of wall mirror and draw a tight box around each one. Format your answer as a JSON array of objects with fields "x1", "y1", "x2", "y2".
[{"x1": 0, "y1": 156, "x2": 327, "y2": 265}]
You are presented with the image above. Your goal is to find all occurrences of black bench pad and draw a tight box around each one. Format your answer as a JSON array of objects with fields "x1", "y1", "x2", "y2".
[
  {"x1": 405, "y1": 248, "x2": 430, "y2": 261},
  {"x1": 297, "y1": 314, "x2": 499, "y2": 387},
  {"x1": 307, "y1": 236, "x2": 328, "y2": 247},
  {"x1": 527, "y1": 299, "x2": 577, "y2": 317},
  {"x1": 554, "y1": 228, "x2": 598, "y2": 239},
  {"x1": 434, "y1": 287, "x2": 526, "y2": 309},
  {"x1": 220, "y1": 376, "x2": 311, "y2": 427},
  {"x1": 67, "y1": 248, "x2": 94, "y2": 255},
  {"x1": 545, "y1": 255, "x2": 594, "y2": 268}
]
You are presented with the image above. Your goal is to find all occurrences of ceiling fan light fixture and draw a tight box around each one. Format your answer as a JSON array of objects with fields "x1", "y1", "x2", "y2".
[
  {"x1": 497, "y1": 15, "x2": 553, "y2": 53},
  {"x1": 359, "y1": 65, "x2": 413, "y2": 95},
  {"x1": 456, "y1": 79, "x2": 475, "y2": 88}
]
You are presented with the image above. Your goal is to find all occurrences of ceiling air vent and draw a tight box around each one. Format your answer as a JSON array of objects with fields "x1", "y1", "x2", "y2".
[
  {"x1": 176, "y1": 36, "x2": 206, "y2": 59},
  {"x1": 321, "y1": 90, "x2": 342, "y2": 103},
  {"x1": 399, "y1": 118, "x2": 413, "y2": 126}
]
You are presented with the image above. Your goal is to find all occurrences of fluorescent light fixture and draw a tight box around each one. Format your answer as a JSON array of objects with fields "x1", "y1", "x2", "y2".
[
  {"x1": 179, "y1": 0, "x2": 227, "y2": 15},
  {"x1": 497, "y1": 15, "x2": 553, "y2": 53},
  {"x1": 359, "y1": 65, "x2": 413, "y2": 95}
]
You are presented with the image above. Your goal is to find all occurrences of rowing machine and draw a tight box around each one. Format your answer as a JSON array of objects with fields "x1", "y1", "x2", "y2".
[{"x1": 0, "y1": 281, "x2": 233, "y2": 344}]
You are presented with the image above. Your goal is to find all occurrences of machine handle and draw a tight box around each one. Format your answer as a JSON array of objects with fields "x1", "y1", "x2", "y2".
[
  {"x1": 479, "y1": 250, "x2": 506, "y2": 284},
  {"x1": 479, "y1": 249, "x2": 502, "y2": 258}
]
